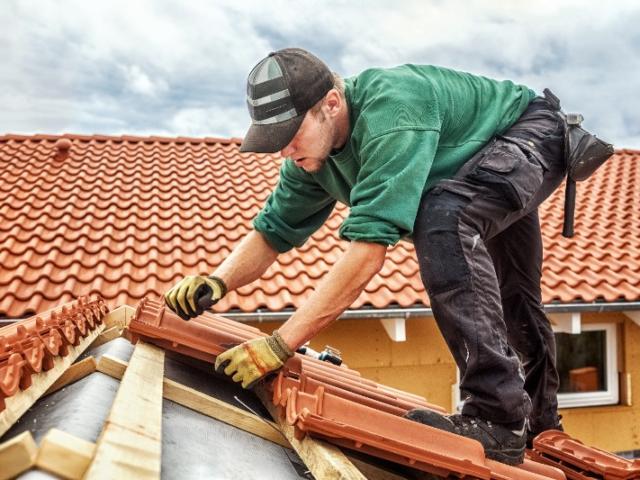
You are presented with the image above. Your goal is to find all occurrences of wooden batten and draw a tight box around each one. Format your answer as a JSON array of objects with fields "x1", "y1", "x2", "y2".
[
  {"x1": 0, "y1": 431, "x2": 38, "y2": 480},
  {"x1": 36, "y1": 428, "x2": 96, "y2": 480},
  {"x1": 96, "y1": 354, "x2": 289, "y2": 448},
  {"x1": 84, "y1": 341, "x2": 164, "y2": 479},
  {"x1": 44, "y1": 356, "x2": 97, "y2": 397}
]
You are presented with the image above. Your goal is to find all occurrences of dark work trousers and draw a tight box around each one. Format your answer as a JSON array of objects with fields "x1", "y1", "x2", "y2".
[{"x1": 413, "y1": 96, "x2": 565, "y2": 430}]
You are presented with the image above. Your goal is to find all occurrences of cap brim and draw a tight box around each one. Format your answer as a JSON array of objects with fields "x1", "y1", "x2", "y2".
[{"x1": 239, "y1": 114, "x2": 305, "y2": 153}]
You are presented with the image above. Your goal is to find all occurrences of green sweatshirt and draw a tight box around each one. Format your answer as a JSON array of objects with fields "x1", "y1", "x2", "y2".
[{"x1": 253, "y1": 64, "x2": 536, "y2": 253}]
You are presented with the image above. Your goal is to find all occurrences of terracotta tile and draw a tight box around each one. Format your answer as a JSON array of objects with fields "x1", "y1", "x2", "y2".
[
  {"x1": 530, "y1": 430, "x2": 640, "y2": 479},
  {"x1": 1, "y1": 135, "x2": 638, "y2": 317},
  {"x1": 0, "y1": 296, "x2": 108, "y2": 410},
  {"x1": 127, "y1": 297, "x2": 569, "y2": 478}
]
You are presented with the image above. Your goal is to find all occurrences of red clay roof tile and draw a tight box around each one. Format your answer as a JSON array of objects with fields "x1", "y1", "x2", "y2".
[
  {"x1": 1, "y1": 134, "x2": 638, "y2": 317},
  {"x1": 129, "y1": 296, "x2": 569, "y2": 478},
  {"x1": 530, "y1": 431, "x2": 640, "y2": 479},
  {"x1": 0, "y1": 296, "x2": 108, "y2": 410}
]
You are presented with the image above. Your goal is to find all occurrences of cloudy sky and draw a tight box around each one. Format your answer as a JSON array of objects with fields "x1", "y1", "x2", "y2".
[{"x1": 2, "y1": 0, "x2": 639, "y2": 147}]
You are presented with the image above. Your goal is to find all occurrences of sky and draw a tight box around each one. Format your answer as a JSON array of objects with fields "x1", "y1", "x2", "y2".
[{"x1": 2, "y1": 0, "x2": 640, "y2": 148}]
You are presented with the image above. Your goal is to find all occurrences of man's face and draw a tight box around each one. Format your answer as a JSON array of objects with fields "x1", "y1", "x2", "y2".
[{"x1": 279, "y1": 107, "x2": 335, "y2": 174}]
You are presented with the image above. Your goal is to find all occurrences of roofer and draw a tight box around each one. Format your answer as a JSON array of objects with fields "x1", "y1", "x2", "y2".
[{"x1": 165, "y1": 47, "x2": 567, "y2": 465}]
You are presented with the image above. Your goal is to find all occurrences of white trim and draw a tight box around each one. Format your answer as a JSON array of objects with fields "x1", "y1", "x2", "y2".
[
  {"x1": 549, "y1": 312, "x2": 582, "y2": 334},
  {"x1": 380, "y1": 318, "x2": 406, "y2": 342},
  {"x1": 625, "y1": 311, "x2": 640, "y2": 327},
  {"x1": 557, "y1": 322, "x2": 619, "y2": 408}
]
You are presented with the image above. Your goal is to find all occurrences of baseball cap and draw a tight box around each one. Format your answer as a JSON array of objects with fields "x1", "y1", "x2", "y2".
[{"x1": 240, "y1": 48, "x2": 334, "y2": 153}]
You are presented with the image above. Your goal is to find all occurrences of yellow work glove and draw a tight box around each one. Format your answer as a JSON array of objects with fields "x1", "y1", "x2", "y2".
[
  {"x1": 214, "y1": 331, "x2": 294, "y2": 389},
  {"x1": 164, "y1": 275, "x2": 227, "y2": 320}
]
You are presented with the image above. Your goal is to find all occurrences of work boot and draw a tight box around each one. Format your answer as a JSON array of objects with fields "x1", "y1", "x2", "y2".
[
  {"x1": 526, "y1": 414, "x2": 564, "y2": 449},
  {"x1": 404, "y1": 409, "x2": 526, "y2": 465}
]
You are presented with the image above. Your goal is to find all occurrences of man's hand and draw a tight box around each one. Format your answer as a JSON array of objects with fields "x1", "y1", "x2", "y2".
[
  {"x1": 164, "y1": 275, "x2": 227, "y2": 320},
  {"x1": 214, "y1": 331, "x2": 294, "y2": 388}
]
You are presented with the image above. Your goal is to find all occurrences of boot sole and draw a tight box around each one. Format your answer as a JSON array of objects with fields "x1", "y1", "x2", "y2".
[{"x1": 485, "y1": 447, "x2": 525, "y2": 466}]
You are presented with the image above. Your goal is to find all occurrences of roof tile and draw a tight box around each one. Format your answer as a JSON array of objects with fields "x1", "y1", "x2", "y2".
[
  {"x1": 129, "y1": 296, "x2": 568, "y2": 478},
  {"x1": 1, "y1": 134, "x2": 638, "y2": 317},
  {"x1": 0, "y1": 296, "x2": 108, "y2": 410}
]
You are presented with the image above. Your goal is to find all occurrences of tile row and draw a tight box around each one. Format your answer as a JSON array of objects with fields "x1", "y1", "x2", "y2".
[
  {"x1": 129, "y1": 296, "x2": 571, "y2": 478},
  {"x1": 0, "y1": 296, "x2": 109, "y2": 411},
  {"x1": 1, "y1": 134, "x2": 638, "y2": 318},
  {"x1": 129, "y1": 297, "x2": 438, "y2": 412}
]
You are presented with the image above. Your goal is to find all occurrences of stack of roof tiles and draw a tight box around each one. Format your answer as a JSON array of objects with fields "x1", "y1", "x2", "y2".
[
  {"x1": 0, "y1": 296, "x2": 109, "y2": 411},
  {"x1": 130, "y1": 296, "x2": 588, "y2": 479},
  {"x1": 1, "y1": 134, "x2": 639, "y2": 318},
  {"x1": 529, "y1": 431, "x2": 640, "y2": 479}
]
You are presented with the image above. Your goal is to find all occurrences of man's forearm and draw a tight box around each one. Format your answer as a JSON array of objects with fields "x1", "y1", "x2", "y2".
[
  {"x1": 278, "y1": 241, "x2": 387, "y2": 350},
  {"x1": 213, "y1": 230, "x2": 279, "y2": 292}
]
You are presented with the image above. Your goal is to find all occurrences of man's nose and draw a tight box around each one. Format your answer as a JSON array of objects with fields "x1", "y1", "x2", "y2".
[{"x1": 280, "y1": 142, "x2": 295, "y2": 157}]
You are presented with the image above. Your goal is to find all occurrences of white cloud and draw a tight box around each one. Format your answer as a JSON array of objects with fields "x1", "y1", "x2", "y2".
[
  {"x1": 1, "y1": 0, "x2": 639, "y2": 147},
  {"x1": 121, "y1": 64, "x2": 168, "y2": 97}
]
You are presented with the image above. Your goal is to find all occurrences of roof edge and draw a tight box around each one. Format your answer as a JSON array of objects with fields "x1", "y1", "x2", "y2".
[{"x1": 221, "y1": 300, "x2": 640, "y2": 322}]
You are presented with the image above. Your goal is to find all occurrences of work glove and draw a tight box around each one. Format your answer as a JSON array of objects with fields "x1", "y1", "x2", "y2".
[
  {"x1": 164, "y1": 275, "x2": 227, "y2": 320},
  {"x1": 214, "y1": 331, "x2": 294, "y2": 389}
]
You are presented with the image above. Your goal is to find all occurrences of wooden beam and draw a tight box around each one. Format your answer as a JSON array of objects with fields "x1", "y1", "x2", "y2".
[
  {"x1": 84, "y1": 341, "x2": 164, "y2": 480},
  {"x1": 88, "y1": 326, "x2": 122, "y2": 349},
  {"x1": 35, "y1": 428, "x2": 96, "y2": 480},
  {"x1": 44, "y1": 356, "x2": 97, "y2": 397},
  {"x1": 0, "y1": 324, "x2": 105, "y2": 437},
  {"x1": 0, "y1": 431, "x2": 38, "y2": 480},
  {"x1": 96, "y1": 354, "x2": 289, "y2": 448},
  {"x1": 255, "y1": 385, "x2": 366, "y2": 480},
  {"x1": 102, "y1": 305, "x2": 135, "y2": 331},
  {"x1": 97, "y1": 355, "x2": 406, "y2": 478},
  {"x1": 624, "y1": 310, "x2": 640, "y2": 328}
]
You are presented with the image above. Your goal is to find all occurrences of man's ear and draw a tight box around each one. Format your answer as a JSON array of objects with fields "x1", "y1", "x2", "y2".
[{"x1": 324, "y1": 89, "x2": 342, "y2": 118}]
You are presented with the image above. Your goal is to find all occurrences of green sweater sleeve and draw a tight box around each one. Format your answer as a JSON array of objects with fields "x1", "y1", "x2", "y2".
[
  {"x1": 253, "y1": 159, "x2": 336, "y2": 253},
  {"x1": 339, "y1": 129, "x2": 440, "y2": 246}
]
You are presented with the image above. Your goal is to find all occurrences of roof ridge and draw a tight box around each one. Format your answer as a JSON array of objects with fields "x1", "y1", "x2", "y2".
[{"x1": 0, "y1": 133, "x2": 243, "y2": 145}]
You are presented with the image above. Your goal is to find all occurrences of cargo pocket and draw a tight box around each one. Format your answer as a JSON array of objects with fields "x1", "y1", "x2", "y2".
[{"x1": 468, "y1": 142, "x2": 544, "y2": 210}]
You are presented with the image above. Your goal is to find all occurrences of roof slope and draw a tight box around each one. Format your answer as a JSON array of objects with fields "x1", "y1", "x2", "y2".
[{"x1": 1, "y1": 134, "x2": 639, "y2": 317}]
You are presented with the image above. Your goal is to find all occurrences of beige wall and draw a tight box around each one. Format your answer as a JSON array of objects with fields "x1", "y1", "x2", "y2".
[{"x1": 247, "y1": 311, "x2": 640, "y2": 454}]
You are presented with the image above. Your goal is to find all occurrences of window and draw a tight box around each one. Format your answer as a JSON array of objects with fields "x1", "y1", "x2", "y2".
[{"x1": 555, "y1": 323, "x2": 619, "y2": 408}]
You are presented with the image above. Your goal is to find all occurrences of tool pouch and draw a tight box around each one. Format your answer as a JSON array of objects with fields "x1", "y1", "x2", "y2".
[{"x1": 545, "y1": 89, "x2": 615, "y2": 238}]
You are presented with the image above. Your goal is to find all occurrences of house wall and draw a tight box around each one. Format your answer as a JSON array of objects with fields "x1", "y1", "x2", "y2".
[{"x1": 247, "y1": 311, "x2": 640, "y2": 454}]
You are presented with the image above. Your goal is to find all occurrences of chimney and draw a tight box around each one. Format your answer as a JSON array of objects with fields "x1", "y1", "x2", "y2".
[{"x1": 54, "y1": 138, "x2": 71, "y2": 161}]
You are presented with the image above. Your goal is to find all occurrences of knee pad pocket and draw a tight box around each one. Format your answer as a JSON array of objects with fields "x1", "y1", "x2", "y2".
[{"x1": 415, "y1": 191, "x2": 471, "y2": 295}]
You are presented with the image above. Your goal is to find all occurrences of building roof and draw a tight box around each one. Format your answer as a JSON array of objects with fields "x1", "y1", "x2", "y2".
[
  {"x1": 1, "y1": 133, "x2": 639, "y2": 318},
  {"x1": 2, "y1": 295, "x2": 638, "y2": 478}
]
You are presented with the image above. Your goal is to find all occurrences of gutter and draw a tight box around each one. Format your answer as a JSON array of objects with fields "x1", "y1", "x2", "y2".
[{"x1": 222, "y1": 301, "x2": 640, "y2": 322}]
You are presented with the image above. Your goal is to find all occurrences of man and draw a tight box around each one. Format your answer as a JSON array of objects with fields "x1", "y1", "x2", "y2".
[{"x1": 165, "y1": 48, "x2": 565, "y2": 465}]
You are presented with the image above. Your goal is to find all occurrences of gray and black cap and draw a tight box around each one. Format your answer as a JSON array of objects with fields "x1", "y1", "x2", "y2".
[{"x1": 240, "y1": 48, "x2": 334, "y2": 153}]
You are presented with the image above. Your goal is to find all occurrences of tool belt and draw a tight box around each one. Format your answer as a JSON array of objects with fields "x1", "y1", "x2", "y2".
[{"x1": 542, "y1": 89, "x2": 615, "y2": 238}]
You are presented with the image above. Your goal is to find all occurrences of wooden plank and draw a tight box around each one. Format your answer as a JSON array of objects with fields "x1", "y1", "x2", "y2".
[
  {"x1": 96, "y1": 354, "x2": 289, "y2": 448},
  {"x1": 35, "y1": 428, "x2": 96, "y2": 480},
  {"x1": 348, "y1": 457, "x2": 412, "y2": 480},
  {"x1": 102, "y1": 305, "x2": 135, "y2": 331},
  {"x1": 255, "y1": 386, "x2": 366, "y2": 480},
  {"x1": 0, "y1": 431, "x2": 38, "y2": 480},
  {"x1": 84, "y1": 341, "x2": 164, "y2": 480},
  {"x1": 0, "y1": 324, "x2": 105, "y2": 437},
  {"x1": 620, "y1": 372, "x2": 632, "y2": 406},
  {"x1": 88, "y1": 326, "x2": 122, "y2": 349},
  {"x1": 44, "y1": 356, "x2": 97, "y2": 396}
]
